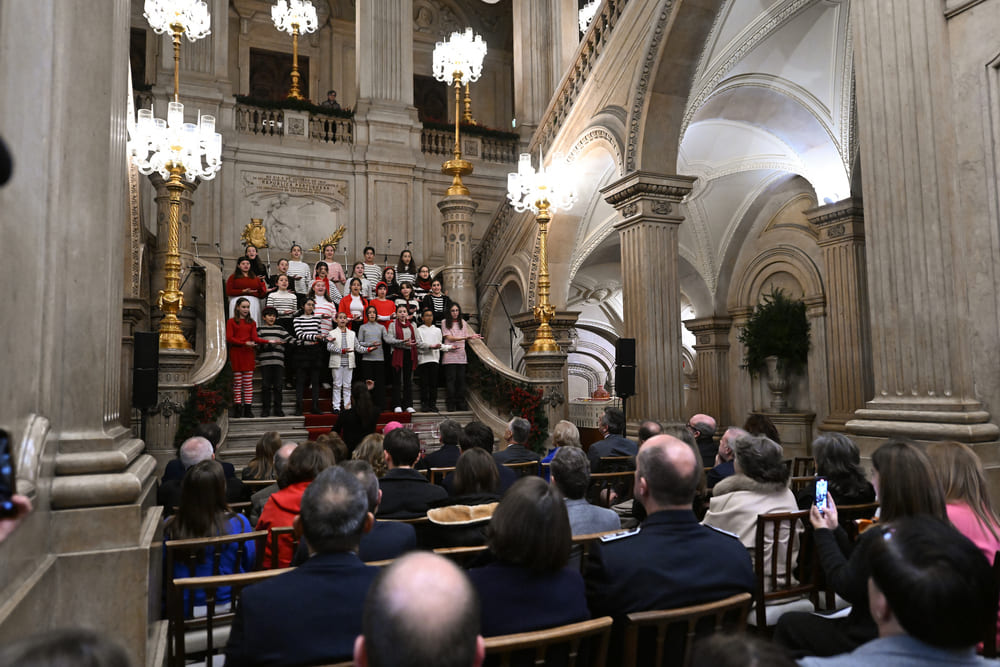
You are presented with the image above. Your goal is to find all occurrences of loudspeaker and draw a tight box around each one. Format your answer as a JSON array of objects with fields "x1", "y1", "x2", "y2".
[
  {"x1": 616, "y1": 338, "x2": 636, "y2": 367},
  {"x1": 132, "y1": 331, "x2": 159, "y2": 410},
  {"x1": 616, "y1": 366, "x2": 636, "y2": 398}
]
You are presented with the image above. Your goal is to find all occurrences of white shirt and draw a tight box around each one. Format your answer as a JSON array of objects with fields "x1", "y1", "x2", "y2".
[
  {"x1": 416, "y1": 324, "x2": 443, "y2": 365},
  {"x1": 287, "y1": 260, "x2": 312, "y2": 295}
]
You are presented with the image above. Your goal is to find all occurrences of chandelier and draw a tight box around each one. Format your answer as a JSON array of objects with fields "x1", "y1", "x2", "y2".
[
  {"x1": 143, "y1": 0, "x2": 211, "y2": 41},
  {"x1": 271, "y1": 0, "x2": 319, "y2": 100}
]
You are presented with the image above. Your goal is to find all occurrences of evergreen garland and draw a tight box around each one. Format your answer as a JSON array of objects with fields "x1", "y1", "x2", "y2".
[
  {"x1": 172, "y1": 364, "x2": 233, "y2": 448},
  {"x1": 421, "y1": 119, "x2": 519, "y2": 141},
  {"x1": 234, "y1": 94, "x2": 355, "y2": 119},
  {"x1": 467, "y1": 349, "x2": 549, "y2": 452}
]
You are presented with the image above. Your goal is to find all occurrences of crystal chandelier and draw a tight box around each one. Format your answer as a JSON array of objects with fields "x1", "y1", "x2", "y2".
[
  {"x1": 129, "y1": 104, "x2": 222, "y2": 182},
  {"x1": 271, "y1": 0, "x2": 319, "y2": 100},
  {"x1": 143, "y1": 0, "x2": 211, "y2": 41}
]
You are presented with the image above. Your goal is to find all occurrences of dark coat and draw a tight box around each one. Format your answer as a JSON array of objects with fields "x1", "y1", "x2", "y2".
[
  {"x1": 360, "y1": 520, "x2": 417, "y2": 562},
  {"x1": 706, "y1": 460, "x2": 735, "y2": 489},
  {"x1": 442, "y1": 462, "x2": 518, "y2": 495},
  {"x1": 224, "y1": 551, "x2": 378, "y2": 666},
  {"x1": 417, "y1": 443, "x2": 461, "y2": 470},
  {"x1": 587, "y1": 434, "x2": 638, "y2": 472},
  {"x1": 162, "y1": 458, "x2": 236, "y2": 483},
  {"x1": 468, "y1": 562, "x2": 590, "y2": 637},
  {"x1": 493, "y1": 443, "x2": 540, "y2": 465},
  {"x1": 377, "y1": 468, "x2": 448, "y2": 518}
]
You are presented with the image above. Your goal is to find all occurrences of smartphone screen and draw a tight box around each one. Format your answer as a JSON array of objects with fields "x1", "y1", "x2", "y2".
[
  {"x1": 0, "y1": 429, "x2": 16, "y2": 518},
  {"x1": 815, "y1": 477, "x2": 828, "y2": 514}
]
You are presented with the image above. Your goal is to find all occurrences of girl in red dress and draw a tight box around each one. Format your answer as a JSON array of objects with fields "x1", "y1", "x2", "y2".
[{"x1": 227, "y1": 297, "x2": 268, "y2": 418}]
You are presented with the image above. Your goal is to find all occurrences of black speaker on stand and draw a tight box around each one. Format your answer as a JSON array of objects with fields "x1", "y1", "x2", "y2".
[
  {"x1": 615, "y1": 338, "x2": 636, "y2": 423},
  {"x1": 132, "y1": 331, "x2": 159, "y2": 442}
]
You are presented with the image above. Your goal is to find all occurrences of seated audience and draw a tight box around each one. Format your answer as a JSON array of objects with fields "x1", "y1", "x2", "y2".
[
  {"x1": 162, "y1": 422, "x2": 233, "y2": 482},
  {"x1": 550, "y1": 446, "x2": 621, "y2": 535},
  {"x1": 225, "y1": 467, "x2": 378, "y2": 666},
  {"x1": 637, "y1": 419, "x2": 663, "y2": 447},
  {"x1": 743, "y1": 413, "x2": 780, "y2": 443},
  {"x1": 692, "y1": 634, "x2": 796, "y2": 667},
  {"x1": 418, "y1": 419, "x2": 463, "y2": 470},
  {"x1": 540, "y1": 419, "x2": 583, "y2": 470},
  {"x1": 775, "y1": 438, "x2": 948, "y2": 658},
  {"x1": 588, "y1": 407, "x2": 637, "y2": 472},
  {"x1": 353, "y1": 433, "x2": 387, "y2": 477},
  {"x1": 467, "y1": 477, "x2": 589, "y2": 636},
  {"x1": 158, "y1": 437, "x2": 249, "y2": 513},
  {"x1": 163, "y1": 460, "x2": 255, "y2": 614},
  {"x1": 377, "y1": 427, "x2": 447, "y2": 518},
  {"x1": 241, "y1": 431, "x2": 282, "y2": 481},
  {"x1": 705, "y1": 427, "x2": 745, "y2": 489},
  {"x1": 493, "y1": 416, "x2": 541, "y2": 466},
  {"x1": 248, "y1": 442, "x2": 295, "y2": 527},
  {"x1": 314, "y1": 431, "x2": 350, "y2": 464},
  {"x1": 799, "y1": 516, "x2": 998, "y2": 666},
  {"x1": 795, "y1": 433, "x2": 876, "y2": 518},
  {"x1": 702, "y1": 433, "x2": 798, "y2": 573},
  {"x1": 687, "y1": 412, "x2": 718, "y2": 467},
  {"x1": 427, "y1": 448, "x2": 502, "y2": 548},
  {"x1": 442, "y1": 421, "x2": 517, "y2": 494},
  {"x1": 354, "y1": 551, "x2": 485, "y2": 667},
  {"x1": 342, "y1": 460, "x2": 417, "y2": 562},
  {"x1": 257, "y1": 441, "x2": 335, "y2": 568}
]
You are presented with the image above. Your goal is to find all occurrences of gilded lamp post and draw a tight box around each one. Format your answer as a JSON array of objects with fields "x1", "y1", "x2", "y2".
[
  {"x1": 433, "y1": 28, "x2": 487, "y2": 196},
  {"x1": 131, "y1": 0, "x2": 221, "y2": 349},
  {"x1": 272, "y1": 0, "x2": 318, "y2": 101},
  {"x1": 507, "y1": 153, "x2": 577, "y2": 354}
]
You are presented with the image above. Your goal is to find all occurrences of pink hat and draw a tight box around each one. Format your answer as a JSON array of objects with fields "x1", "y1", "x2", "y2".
[{"x1": 383, "y1": 421, "x2": 404, "y2": 434}]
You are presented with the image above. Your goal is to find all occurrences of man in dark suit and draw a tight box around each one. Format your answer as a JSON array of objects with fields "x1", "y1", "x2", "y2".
[
  {"x1": 688, "y1": 412, "x2": 717, "y2": 467},
  {"x1": 706, "y1": 427, "x2": 744, "y2": 489},
  {"x1": 157, "y1": 437, "x2": 249, "y2": 513},
  {"x1": 587, "y1": 407, "x2": 638, "y2": 472},
  {"x1": 442, "y1": 421, "x2": 518, "y2": 494},
  {"x1": 341, "y1": 460, "x2": 417, "y2": 561},
  {"x1": 586, "y1": 434, "x2": 754, "y2": 621},
  {"x1": 417, "y1": 419, "x2": 463, "y2": 470},
  {"x1": 493, "y1": 417, "x2": 540, "y2": 466},
  {"x1": 225, "y1": 466, "x2": 379, "y2": 666},
  {"x1": 377, "y1": 427, "x2": 447, "y2": 518}
]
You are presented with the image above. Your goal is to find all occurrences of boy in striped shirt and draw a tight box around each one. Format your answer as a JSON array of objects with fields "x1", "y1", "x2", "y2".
[{"x1": 257, "y1": 307, "x2": 293, "y2": 417}]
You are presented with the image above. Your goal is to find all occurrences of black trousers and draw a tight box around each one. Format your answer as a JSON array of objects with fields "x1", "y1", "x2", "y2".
[
  {"x1": 391, "y1": 351, "x2": 414, "y2": 409},
  {"x1": 294, "y1": 345, "x2": 322, "y2": 413},
  {"x1": 418, "y1": 362, "x2": 439, "y2": 411},
  {"x1": 259, "y1": 365, "x2": 284, "y2": 414},
  {"x1": 773, "y1": 612, "x2": 875, "y2": 659},
  {"x1": 443, "y1": 363, "x2": 467, "y2": 411},
  {"x1": 359, "y1": 359, "x2": 385, "y2": 409}
]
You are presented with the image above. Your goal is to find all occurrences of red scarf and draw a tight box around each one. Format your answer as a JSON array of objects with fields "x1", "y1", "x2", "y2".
[{"x1": 392, "y1": 319, "x2": 417, "y2": 371}]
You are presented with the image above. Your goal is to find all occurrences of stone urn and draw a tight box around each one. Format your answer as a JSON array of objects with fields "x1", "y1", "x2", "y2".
[{"x1": 764, "y1": 355, "x2": 790, "y2": 412}]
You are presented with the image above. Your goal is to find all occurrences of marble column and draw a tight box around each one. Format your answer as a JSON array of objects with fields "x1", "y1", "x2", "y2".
[
  {"x1": 438, "y1": 194, "x2": 479, "y2": 320},
  {"x1": 513, "y1": 311, "x2": 580, "y2": 424},
  {"x1": 601, "y1": 172, "x2": 696, "y2": 424},
  {"x1": 807, "y1": 198, "x2": 873, "y2": 432},
  {"x1": 684, "y1": 317, "x2": 733, "y2": 428},
  {"x1": 847, "y1": 0, "x2": 998, "y2": 442},
  {"x1": 356, "y1": 0, "x2": 412, "y2": 104}
]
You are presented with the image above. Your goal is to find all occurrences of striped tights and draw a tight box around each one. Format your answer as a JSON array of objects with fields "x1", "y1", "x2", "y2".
[{"x1": 233, "y1": 371, "x2": 253, "y2": 404}]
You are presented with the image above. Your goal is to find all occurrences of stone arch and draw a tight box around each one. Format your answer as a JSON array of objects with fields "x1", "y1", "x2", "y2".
[{"x1": 730, "y1": 245, "x2": 825, "y2": 310}]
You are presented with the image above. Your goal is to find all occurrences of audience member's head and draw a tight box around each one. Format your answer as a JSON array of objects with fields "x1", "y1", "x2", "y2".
[
  {"x1": 691, "y1": 634, "x2": 796, "y2": 667},
  {"x1": 438, "y1": 420, "x2": 463, "y2": 448},
  {"x1": 926, "y1": 440, "x2": 999, "y2": 539},
  {"x1": 551, "y1": 419, "x2": 581, "y2": 449},
  {"x1": 297, "y1": 466, "x2": 371, "y2": 555},
  {"x1": 637, "y1": 420, "x2": 663, "y2": 446},
  {"x1": 742, "y1": 414, "x2": 780, "y2": 443},
  {"x1": 717, "y1": 427, "x2": 747, "y2": 463},
  {"x1": 867, "y1": 515, "x2": 997, "y2": 649},
  {"x1": 453, "y1": 448, "x2": 499, "y2": 497},
  {"x1": 600, "y1": 407, "x2": 626, "y2": 435},
  {"x1": 636, "y1": 435, "x2": 700, "y2": 512},
  {"x1": 732, "y1": 434, "x2": 788, "y2": 485},
  {"x1": 506, "y1": 417, "x2": 531, "y2": 445},
  {"x1": 812, "y1": 432, "x2": 869, "y2": 490},
  {"x1": 383, "y1": 421, "x2": 404, "y2": 435},
  {"x1": 193, "y1": 422, "x2": 222, "y2": 448},
  {"x1": 487, "y1": 476, "x2": 570, "y2": 573},
  {"x1": 871, "y1": 438, "x2": 946, "y2": 522},
  {"x1": 661, "y1": 424, "x2": 702, "y2": 467},
  {"x1": 315, "y1": 432, "x2": 349, "y2": 463},
  {"x1": 339, "y1": 460, "x2": 380, "y2": 513},
  {"x1": 549, "y1": 446, "x2": 591, "y2": 501},
  {"x1": 461, "y1": 421, "x2": 495, "y2": 453},
  {"x1": 179, "y1": 436, "x2": 214, "y2": 469},
  {"x1": 353, "y1": 434, "x2": 387, "y2": 477},
  {"x1": 355, "y1": 551, "x2": 484, "y2": 667},
  {"x1": 285, "y1": 441, "x2": 336, "y2": 486},
  {"x1": 0, "y1": 628, "x2": 132, "y2": 667},
  {"x1": 274, "y1": 442, "x2": 297, "y2": 488},
  {"x1": 248, "y1": 431, "x2": 283, "y2": 478},
  {"x1": 174, "y1": 460, "x2": 227, "y2": 531},
  {"x1": 384, "y1": 427, "x2": 421, "y2": 468},
  {"x1": 688, "y1": 413, "x2": 716, "y2": 441}
]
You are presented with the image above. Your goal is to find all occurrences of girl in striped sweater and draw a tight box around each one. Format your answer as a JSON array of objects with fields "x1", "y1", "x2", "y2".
[
  {"x1": 292, "y1": 299, "x2": 324, "y2": 415},
  {"x1": 257, "y1": 307, "x2": 293, "y2": 417}
]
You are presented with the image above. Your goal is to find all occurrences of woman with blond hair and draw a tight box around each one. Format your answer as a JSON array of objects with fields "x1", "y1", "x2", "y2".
[
  {"x1": 540, "y1": 420, "x2": 582, "y2": 479},
  {"x1": 352, "y1": 432, "x2": 387, "y2": 477},
  {"x1": 926, "y1": 440, "x2": 1000, "y2": 560}
]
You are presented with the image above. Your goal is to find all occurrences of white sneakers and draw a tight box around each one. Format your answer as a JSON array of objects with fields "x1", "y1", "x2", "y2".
[
  {"x1": 406, "y1": 407, "x2": 416, "y2": 413},
  {"x1": 394, "y1": 407, "x2": 403, "y2": 413}
]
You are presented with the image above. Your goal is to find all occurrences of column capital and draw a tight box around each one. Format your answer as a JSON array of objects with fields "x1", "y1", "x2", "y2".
[
  {"x1": 805, "y1": 197, "x2": 865, "y2": 246},
  {"x1": 600, "y1": 172, "x2": 696, "y2": 222},
  {"x1": 684, "y1": 316, "x2": 733, "y2": 349}
]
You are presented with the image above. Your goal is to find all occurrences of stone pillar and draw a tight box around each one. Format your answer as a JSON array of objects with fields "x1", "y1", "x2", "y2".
[
  {"x1": 512, "y1": 0, "x2": 577, "y2": 141},
  {"x1": 806, "y1": 198, "x2": 873, "y2": 431},
  {"x1": 438, "y1": 194, "x2": 479, "y2": 319},
  {"x1": 601, "y1": 173, "x2": 696, "y2": 424},
  {"x1": 684, "y1": 317, "x2": 733, "y2": 428},
  {"x1": 514, "y1": 311, "x2": 580, "y2": 424},
  {"x1": 847, "y1": 0, "x2": 998, "y2": 443},
  {"x1": 356, "y1": 0, "x2": 412, "y2": 104},
  {"x1": 150, "y1": 174, "x2": 199, "y2": 341}
]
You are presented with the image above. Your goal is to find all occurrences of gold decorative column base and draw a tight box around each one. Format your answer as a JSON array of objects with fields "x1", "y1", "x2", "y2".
[{"x1": 442, "y1": 158, "x2": 473, "y2": 196}]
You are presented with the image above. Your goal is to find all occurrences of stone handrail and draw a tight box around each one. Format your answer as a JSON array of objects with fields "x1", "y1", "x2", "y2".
[
  {"x1": 189, "y1": 258, "x2": 228, "y2": 386},
  {"x1": 420, "y1": 128, "x2": 518, "y2": 164},
  {"x1": 468, "y1": 338, "x2": 540, "y2": 389},
  {"x1": 233, "y1": 104, "x2": 354, "y2": 144}
]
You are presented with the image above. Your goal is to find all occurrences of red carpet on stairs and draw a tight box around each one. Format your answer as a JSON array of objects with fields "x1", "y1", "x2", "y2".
[{"x1": 303, "y1": 411, "x2": 412, "y2": 440}]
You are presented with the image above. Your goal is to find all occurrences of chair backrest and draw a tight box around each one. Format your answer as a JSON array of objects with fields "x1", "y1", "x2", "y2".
[
  {"x1": 483, "y1": 616, "x2": 613, "y2": 667},
  {"x1": 269, "y1": 525, "x2": 299, "y2": 569},
  {"x1": 753, "y1": 510, "x2": 816, "y2": 627},
  {"x1": 599, "y1": 456, "x2": 635, "y2": 473},
  {"x1": 430, "y1": 466, "x2": 456, "y2": 486},
  {"x1": 504, "y1": 460, "x2": 540, "y2": 478},
  {"x1": 569, "y1": 529, "x2": 625, "y2": 574},
  {"x1": 792, "y1": 457, "x2": 816, "y2": 477},
  {"x1": 165, "y1": 530, "x2": 268, "y2": 599},
  {"x1": 540, "y1": 462, "x2": 551, "y2": 479},
  {"x1": 379, "y1": 515, "x2": 431, "y2": 525},
  {"x1": 433, "y1": 544, "x2": 490, "y2": 568},
  {"x1": 167, "y1": 568, "x2": 291, "y2": 667},
  {"x1": 242, "y1": 479, "x2": 276, "y2": 492},
  {"x1": 586, "y1": 471, "x2": 635, "y2": 508},
  {"x1": 622, "y1": 592, "x2": 753, "y2": 667},
  {"x1": 835, "y1": 502, "x2": 879, "y2": 541},
  {"x1": 789, "y1": 476, "x2": 814, "y2": 495}
]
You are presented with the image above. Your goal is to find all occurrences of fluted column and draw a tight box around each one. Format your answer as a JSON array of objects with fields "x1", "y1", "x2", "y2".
[
  {"x1": 356, "y1": 0, "x2": 412, "y2": 104},
  {"x1": 807, "y1": 198, "x2": 873, "y2": 431},
  {"x1": 601, "y1": 172, "x2": 696, "y2": 423},
  {"x1": 847, "y1": 0, "x2": 998, "y2": 442},
  {"x1": 438, "y1": 195, "x2": 478, "y2": 319},
  {"x1": 684, "y1": 317, "x2": 733, "y2": 427},
  {"x1": 512, "y1": 0, "x2": 577, "y2": 141}
]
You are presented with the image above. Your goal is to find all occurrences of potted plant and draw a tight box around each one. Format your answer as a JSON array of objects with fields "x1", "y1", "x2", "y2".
[{"x1": 737, "y1": 287, "x2": 810, "y2": 411}]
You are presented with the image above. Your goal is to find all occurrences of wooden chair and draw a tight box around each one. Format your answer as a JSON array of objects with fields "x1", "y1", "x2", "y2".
[
  {"x1": 587, "y1": 471, "x2": 635, "y2": 508},
  {"x1": 813, "y1": 502, "x2": 879, "y2": 610},
  {"x1": 379, "y1": 515, "x2": 431, "y2": 525},
  {"x1": 434, "y1": 544, "x2": 490, "y2": 568},
  {"x1": 167, "y1": 568, "x2": 290, "y2": 667},
  {"x1": 835, "y1": 502, "x2": 879, "y2": 542},
  {"x1": 792, "y1": 457, "x2": 816, "y2": 477},
  {"x1": 622, "y1": 592, "x2": 752, "y2": 667},
  {"x1": 504, "y1": 460, "x2": 540, "y2": 478},
  {"x1": 268, "y1": 525, "x2": 299, "y2": 569},
  {"x1": 752, "y1": 510, "x2": 818, "y2": 630},
  {"x1": 229, "y1": 501, "x2": 253, "y2": 517},
  {"x1": 429, "y1": 466, "x2": 455, "y2": 486},
  {"x1": 598, "y1": 455, "x2": 635, "y2": 473},
  {"x1": 241, "y1": 479, "x2": 276, "y2": 493},
  {"x1": 539, "y1": 462, "x2": 551, "y2": 479},
  {"x1": 483, "y1": 616, "x2": 613, "y2": 667},
  {"x1": 789, "y1": 476, "x2": 814, "y2": 495},
  {"x1": 569, "y1": 529, "x2": 625, "y2": 574},
  {"x1": 164, "y1": 531, "x2": 268, "y2": 611}
]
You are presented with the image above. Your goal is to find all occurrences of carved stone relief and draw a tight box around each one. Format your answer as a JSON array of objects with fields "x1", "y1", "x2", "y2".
[{"x1": 240, "y1": 172, "x2": 349, "y2": 252}]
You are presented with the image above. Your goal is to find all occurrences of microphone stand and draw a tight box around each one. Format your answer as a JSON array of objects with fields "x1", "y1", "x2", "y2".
[{"x1": 489, "y1": 283, "x2": 517, "y2": 368}]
